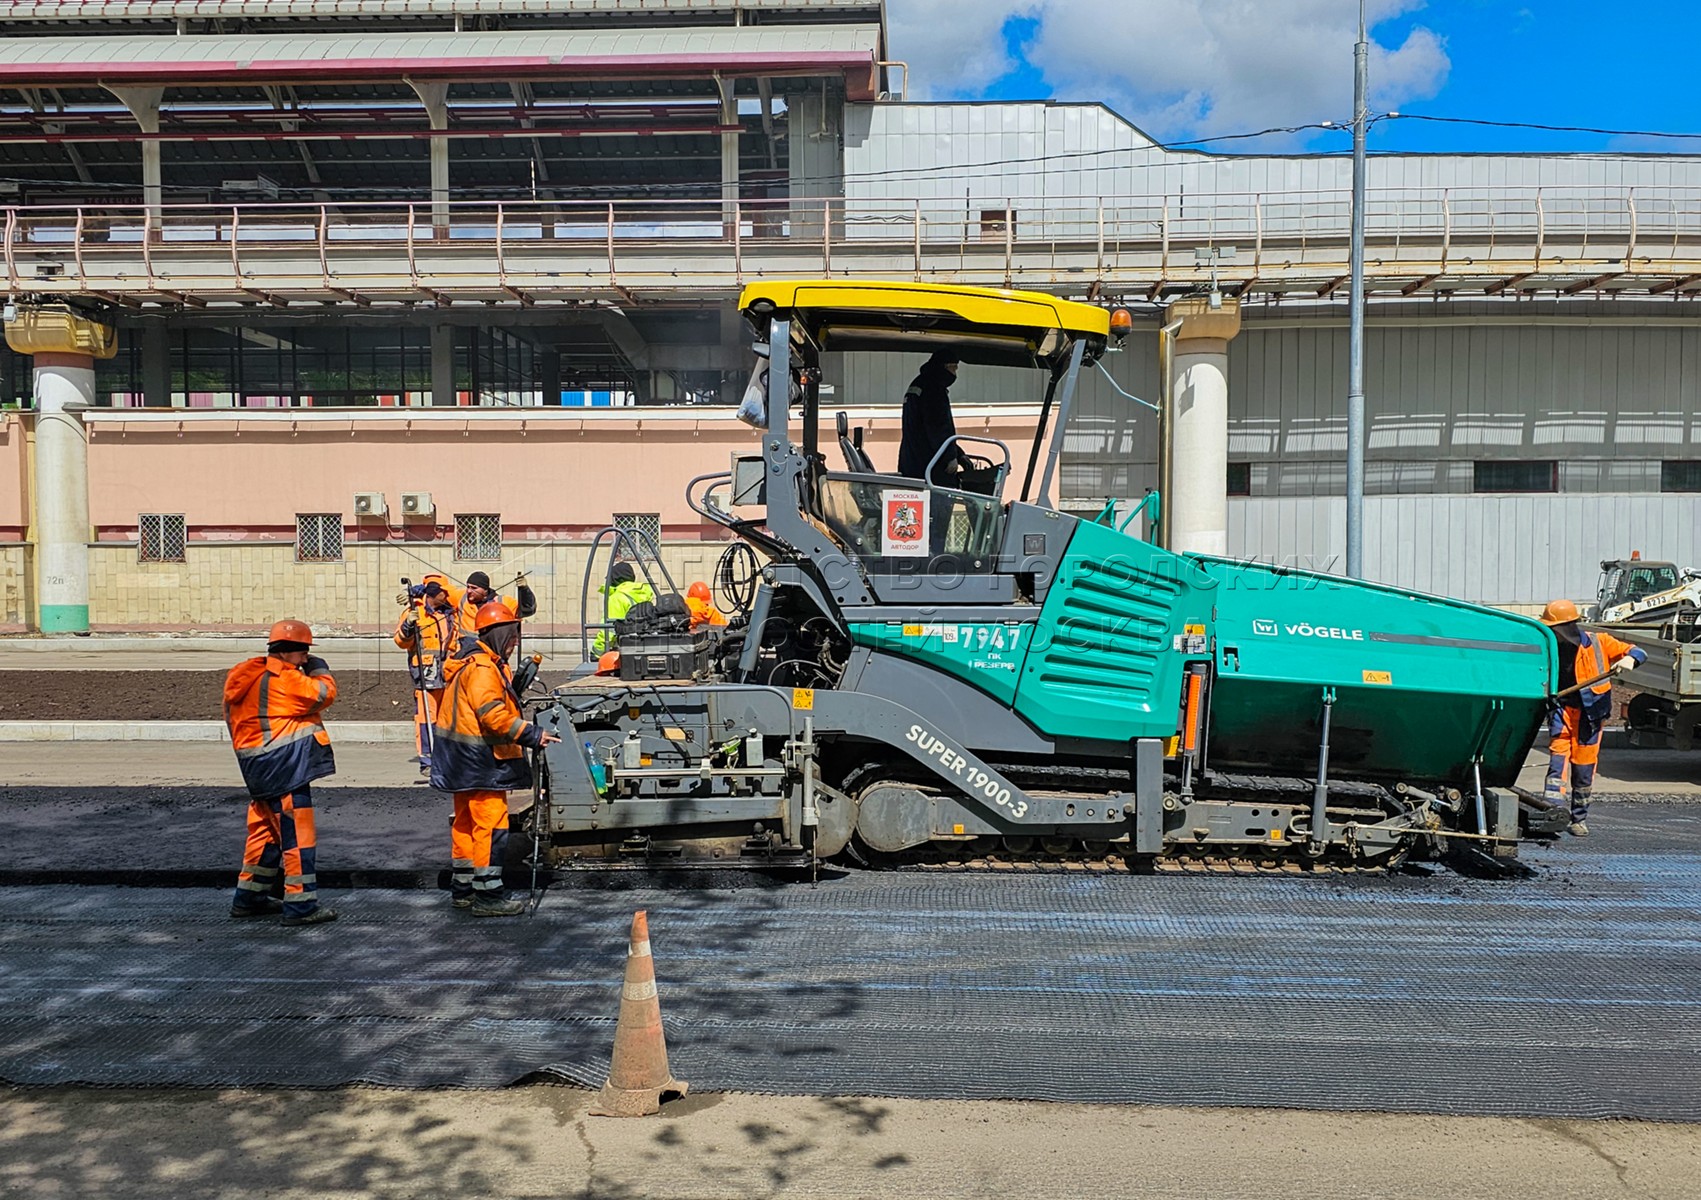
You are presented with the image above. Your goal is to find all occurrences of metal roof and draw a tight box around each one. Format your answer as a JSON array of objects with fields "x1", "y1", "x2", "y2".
[
  {"x1": 0, "y1": 25, "x2": 883, "y2": 97},
  {"x1": 3, "y1": 0, "x2": 880, "y2": 17}
]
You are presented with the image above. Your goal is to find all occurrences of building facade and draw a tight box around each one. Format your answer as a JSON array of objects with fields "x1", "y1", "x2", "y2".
[{"x1": 2, "y1": 0, "x2": 1697, "y2": 633}]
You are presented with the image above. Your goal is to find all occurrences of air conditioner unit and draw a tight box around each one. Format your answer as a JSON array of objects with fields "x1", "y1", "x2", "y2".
[
  {"x1": 352, "y1": 492, "x2": 387, "y2": 518},
  {"x1": 400, "y1": 491, "x2": 434, "y2": 517}
]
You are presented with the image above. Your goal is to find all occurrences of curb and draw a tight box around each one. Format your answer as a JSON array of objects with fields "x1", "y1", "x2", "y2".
[{"x1": 0, "y1": 721, "x2": 414, "y2": 743}]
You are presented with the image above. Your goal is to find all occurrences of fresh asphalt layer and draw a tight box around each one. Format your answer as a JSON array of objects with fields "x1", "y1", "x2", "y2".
[{"x1": 4, "y1": 740, "x2": 1701, "y2": 1119}]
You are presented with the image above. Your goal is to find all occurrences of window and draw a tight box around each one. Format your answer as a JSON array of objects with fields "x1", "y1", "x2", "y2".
[
  {"x1": 455, "y1": 513, "x2": 503, "y2": 562},
  {"x1": 1227, "y1": 462, "x2": 1252, "y2": 498},
  {"x1": 1662, "y1": 461, "x2": 1701, "y2": 493},
  {"x1": 1473, "y1": 461, "x2": 1556, "y2": 494},
  {"x1": 979, "y1": 209, "x2": 1016, "y2": 241},
  {"x1": 614, "y1": 512, "x2": 662, "y2": 554},
  {"x1": 294, "y1": 513, "x2": 344, "y2": 563},
  {"x1": 138, "y1": 513, "x2": 186, "y2": 563}
]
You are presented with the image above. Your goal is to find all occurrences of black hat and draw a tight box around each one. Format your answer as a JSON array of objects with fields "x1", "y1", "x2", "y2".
[
  {"x1": 422, "y1": 581, "x2": 446, "y2": 598},
  {"x1": 610, "y1": 561, "x2": 636, "y2": 586},
  {"x1": 466, "y1": 571, "x2": 492, "y2": 590}
]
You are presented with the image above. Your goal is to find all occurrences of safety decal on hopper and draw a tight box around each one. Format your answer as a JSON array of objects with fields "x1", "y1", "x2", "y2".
[
  {"x1": 792, "y1": 688, "x2": 816, "y2": 711},
  {"x1": 1362, "y1": 671, "x2": 1394, "y2": 686}
]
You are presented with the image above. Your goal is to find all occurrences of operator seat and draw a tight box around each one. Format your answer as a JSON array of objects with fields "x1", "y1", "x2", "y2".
[{"x1": 836, "y1": 411, "x2": 876, "y2": 475}]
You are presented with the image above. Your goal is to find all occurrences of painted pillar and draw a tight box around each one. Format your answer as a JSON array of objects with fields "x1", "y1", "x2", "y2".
[
  {"x1": 1164, "y1": 296, "x2": 1242, "y2": 558},
  {"x1": 32, "y1": 352, "x2": 94, "y2": 632},
  {"x1": 718, "y1": 76, "x2": 741, "y2": 235}
]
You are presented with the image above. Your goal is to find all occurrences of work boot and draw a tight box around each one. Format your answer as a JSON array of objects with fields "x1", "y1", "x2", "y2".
[
  {"x1": 471, "y1": 894, "x2": 526, "y2": 918},
  {"x1": 229, "y1": 897, "x2": 283, "y2": 919},
  {"x1": 1569, "y1": 821, "x2": 1590, "y2": 837},
  {"x1": 281, "y1": 907, "x2": 339, "y2": 927},
  {"x1": 451, "y1": 894, "x2": 473, "y2": 910}
]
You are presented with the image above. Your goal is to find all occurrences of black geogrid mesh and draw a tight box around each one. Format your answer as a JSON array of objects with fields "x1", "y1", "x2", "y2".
[{"x1": 4, "y1": 832, "x2": 1701, "y2": 1119}]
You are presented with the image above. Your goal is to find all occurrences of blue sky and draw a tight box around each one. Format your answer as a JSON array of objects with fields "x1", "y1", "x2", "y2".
[{"x1": 889, "y1": 2, "x2": 1701, "y2": 155}]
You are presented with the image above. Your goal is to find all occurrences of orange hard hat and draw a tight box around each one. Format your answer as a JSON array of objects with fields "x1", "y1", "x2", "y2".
[
  {"x1": 473, "y1": 600, "x2": 519, "y2": 632},
  {"x1": 687, "y1": 581, "x2": 712, "y2": 603},
  {"x1": 268, "y1": 619, "x2": 313, "y2": 646},
  {"x1": 1540, "y1": 598, "x2": 1582, "y2": 626},
  {"x1": 596, "y1": 650, "x2": 621, "y2": 676}
]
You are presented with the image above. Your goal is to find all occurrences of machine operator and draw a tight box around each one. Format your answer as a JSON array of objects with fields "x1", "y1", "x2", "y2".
[{"x1": 897, "y1": 352, "x2": 969, "y2": 485}]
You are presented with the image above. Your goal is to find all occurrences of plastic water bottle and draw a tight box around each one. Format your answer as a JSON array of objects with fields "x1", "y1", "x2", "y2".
[{"x1": 585, "y1": 742, "x2": 608, "y2": 795}]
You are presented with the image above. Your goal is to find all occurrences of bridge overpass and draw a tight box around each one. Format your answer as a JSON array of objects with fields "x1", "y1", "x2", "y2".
[{"x1": 7, "y1": 185, "x2": 1698, "y2": 309}]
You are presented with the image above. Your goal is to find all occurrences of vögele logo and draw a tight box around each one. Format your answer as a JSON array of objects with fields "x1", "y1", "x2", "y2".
[{"x1": 1252, "y1": 619, "x2": 1278, "y2": 637}]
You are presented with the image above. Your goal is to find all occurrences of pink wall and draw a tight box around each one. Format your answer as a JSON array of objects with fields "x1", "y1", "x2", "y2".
[
  {"x1": 0, "y1": 413, "x2": 27, "y2": 538},
  {"x1": 82, "y1": 406, "x2": 1043, "y2": 538}
]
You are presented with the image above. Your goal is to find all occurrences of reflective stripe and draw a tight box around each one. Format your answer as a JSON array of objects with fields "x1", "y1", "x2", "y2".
[
  {"x1": 285, "y1": 874, "x2": 317, "y2": 886},
  {"x1": 257, "y1": 674, "x2": 272, "y2": 745},
  {"x1": 474, "y1": 699, "x2": 505, "y2": 718},
  {"x1": 630, "y1": 939, "x2": 652, "y2": 959},
  {"x1": 236, "y1": 879, "x2": 271, "y2": 892},
  {"x1": 623, "y1": 980, "x2": 659, "y2": 1002},
  {"x1": 234, "y1": 724, "x2": 323, "y2": 759},
  {"x1": 506, "y1": 719, "x2": 527, "y2": 740},
  {"x1": 451, "y1": 858, "x2": 475, "y2": 868},
  {"x1": 242, "y1": 864, "x2": 279, "y2": 877}
]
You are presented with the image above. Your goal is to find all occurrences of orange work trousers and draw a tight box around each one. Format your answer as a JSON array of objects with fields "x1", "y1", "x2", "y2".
[
  {"x1": 450, "y1": 789, "x2": 510, "y2": 903},
  {"x1": 413, "y1": 688, "x2": 443, "y2": 765},
  {"x1": 233, "y1": 787, "x2": 319, "y2": 918}
]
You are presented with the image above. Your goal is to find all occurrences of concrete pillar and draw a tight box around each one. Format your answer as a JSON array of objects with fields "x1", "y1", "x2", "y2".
[
  {"x1": 430, "y1": 324, "x2": 456, "y2": 406},
  {"x1": 108, "y1": 87, "x2": 164, "y2": 230},
  {"x1": 1164, "y1": 296, "x2": 1242, "y2": 558},
  {"x1": 718, "y1": 76, "x2": 741, "y2": 234},
  {"x1": 539, "y1": 348, "x2": 560, "y2": 406},
  {"x1": 32, "y1": 352, "x2": 95, "y2": 633},
  {"x1": 409, "y1": 81, "x2": 452, "y2": 237},
  {"x1": 141, "y1": 324, "x2": 171, "y2": 407}
]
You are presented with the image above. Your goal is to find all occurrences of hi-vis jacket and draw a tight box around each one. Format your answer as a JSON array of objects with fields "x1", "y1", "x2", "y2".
[
  {"x1": 224, "y1": 656, "x2": 338, "y2": 800},
  {"x1": 393, "y1": 598, "x2": 459, "y2": 689},
  {"x1": 1564, "y1": 629, "x2": 1646, "y2": 717},
  {"x1": 428, "y1": 641, "x2": 545, "y2": 793}
]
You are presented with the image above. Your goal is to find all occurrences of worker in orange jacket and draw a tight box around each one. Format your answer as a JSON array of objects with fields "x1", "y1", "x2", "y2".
[
  {"x1": 1540, "y1": 598, "x2": 1646, "y2": 837},
  {"x1": 685, "y1": 581, "x2": 728, "y2": 630},
  {"x1": 224, "y1": 619, "x2": 339, "y2": 927},
  {"x1": 394, "y1": 575, "x2": 459, "y2": 774},
  {"x1": 439, "y1": 570, "x2": 538, "y2": 632},
  {"x1": 430, "y1": 600, "x2": 559, "y2": 917}
]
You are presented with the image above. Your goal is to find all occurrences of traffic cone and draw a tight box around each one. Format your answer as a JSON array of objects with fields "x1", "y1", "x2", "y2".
[{"x1": 590, "y1": 909, "x2": 688, "y2": 1117}]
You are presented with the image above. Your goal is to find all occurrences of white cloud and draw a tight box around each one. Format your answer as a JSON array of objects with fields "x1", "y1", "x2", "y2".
[
  {"x1": 885, "y1": 0, "x2": 1040, "y2": 100},
  {"x1": 887, "y1": 0, "x2": 1451, "y2": 145}
]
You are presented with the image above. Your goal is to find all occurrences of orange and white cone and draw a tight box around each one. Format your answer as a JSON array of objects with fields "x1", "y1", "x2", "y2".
[{"x1": 590, "y1": 909, "x2": 688, "y2": 1117}]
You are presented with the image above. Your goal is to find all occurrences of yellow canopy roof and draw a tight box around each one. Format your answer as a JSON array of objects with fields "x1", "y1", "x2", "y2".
[{"x1": 737, "y1": 280, "x2": 1111, "y2": 368}]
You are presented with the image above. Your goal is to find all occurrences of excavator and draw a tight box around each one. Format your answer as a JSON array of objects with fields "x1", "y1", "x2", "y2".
[{"x1": 528, "y1": 281, "x2": 1556, "y2": 871}]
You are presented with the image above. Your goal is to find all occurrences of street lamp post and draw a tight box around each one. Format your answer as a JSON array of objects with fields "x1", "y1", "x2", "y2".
[{"x1": 1346, "y1": 0, "x2": 1369, "y2": 579}]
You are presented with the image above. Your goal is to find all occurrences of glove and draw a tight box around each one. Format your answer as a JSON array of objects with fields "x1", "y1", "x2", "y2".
[
  {"x1": 400, "y1": 619, "x2": 419, "y2": 639},
  {"x1": 304, "y1": 655, "x2": 330, "y2": 677},
  {"x1": 1614, "y1": 656, "x2": 1639, "y2": 676},
  {"x1": 408, "y1": 584, "x2": 428, "y2": 600},
  {"x1": 516, "y1": 583, "x2": 538, "y2": 619}
]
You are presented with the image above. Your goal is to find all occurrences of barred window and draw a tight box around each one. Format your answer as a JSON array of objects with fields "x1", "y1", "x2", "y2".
[
  {"x1": 138, "y1": 513, "x2": 186, "y2": 563},
  {"x1": 455, "y1": 513, "x2": 503, "y2": 562},
  {"x1": 614, "y1": 512, "x2": 662, "y2": 554},
  {"x1": 295, "y1": 513, "x2": 344, "y2": 563}
]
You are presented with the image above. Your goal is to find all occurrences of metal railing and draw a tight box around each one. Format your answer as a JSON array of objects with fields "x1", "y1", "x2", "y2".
[{"x1": 5, "y1": 186, "x2": 1698, "y2": 301}]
